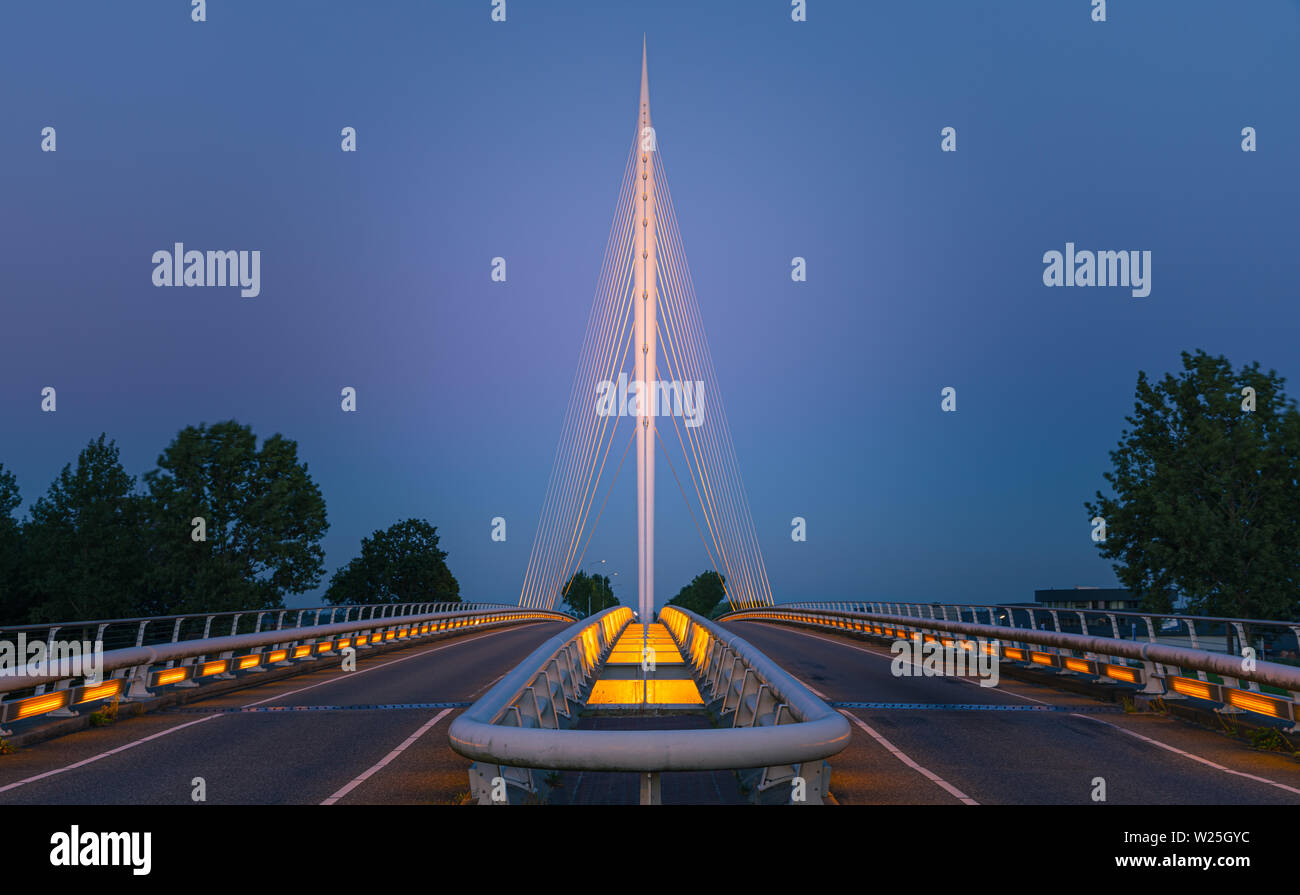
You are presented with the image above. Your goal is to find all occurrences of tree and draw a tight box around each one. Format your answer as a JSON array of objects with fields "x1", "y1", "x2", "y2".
[
  {"x1": 21, "y1": 436, "x2": 150, "y2": 622},
  {"x1": 1086, "y1": 351, "x2": 1300, "y2": 620},
  {"x1": 325, "y1": 519, "x2": 460, "y2": 605},
  {"x1": 560, "y1": 569, "x2": 618, "y2": 617},
  {"x1": 0, "y1": 464, "x2": 25, "y2": 624},
  {"x1": 667, "y1": 570, "x2": 728, "y2": 618},
  {"x1": 143, "y1": 421, "x2": 329, "y2": 614}
]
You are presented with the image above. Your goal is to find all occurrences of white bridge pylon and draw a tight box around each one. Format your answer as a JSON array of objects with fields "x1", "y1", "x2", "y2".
[{"x1": 518, "y1": 39, "x2": 775, "y2": 618}]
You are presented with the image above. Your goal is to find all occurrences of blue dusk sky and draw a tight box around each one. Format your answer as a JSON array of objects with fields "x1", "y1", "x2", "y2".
[{"x1": 1, "y1": 1, "x2": 1297, "y2": 609}]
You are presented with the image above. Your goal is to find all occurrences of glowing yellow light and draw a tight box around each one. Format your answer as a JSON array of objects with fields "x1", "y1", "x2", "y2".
[
  {"x1": 237, "y1": 655, "x2": 261, "y2": 670},
  {"x1": 199, "y1": 660, "x2": 228, "y2": 677},
  {"x1": 291, "y1": 645, "x2": 312, "y2": 658},
  {"x1": 1104, "y1": 664, "x2": 1137, "y2": 683},
  {"x1": 155, "y1": 668, "x2": 189, "y2": 686},
  {"x1": 1226, "y1": 688, "x2": 1282, "y2": 718},
  {"x1": 1170, "y1": 676, "x2": 1213, "y2": 700},
  {"x1": 1004, "y1": 648, "x2": 1025, "y2": 661},
  {"x1": 15, "y1": 692, "x2": 67, "y2": 719},
  {"x1": 586, "y1": 679, "x2": 703, "y2": 705},
  {"x1": 267, "y1": 650, "x2": 288, "y2": 663},
  {"x1": 76, "y1": 680, "x2": 122, "y2": 704},
  {"x1": 1030, "y1": 652, "x2": 1054, "y2": 666},
  {"x1": 1064, "y1": 658, "x2": 1091, "y2": 674}
]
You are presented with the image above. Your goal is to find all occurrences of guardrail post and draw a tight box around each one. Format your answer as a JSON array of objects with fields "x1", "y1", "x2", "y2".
[{"x1": 639, "y1": 772, "x2": 661, "y2": 805}]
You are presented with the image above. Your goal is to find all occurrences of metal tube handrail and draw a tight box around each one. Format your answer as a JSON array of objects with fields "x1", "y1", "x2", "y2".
[
  {"x1": 778, "y1": 600, "x2": 1297, "y2": 636},
  {"x1": 1, "y1": 606, "x2": 572, "y2": 695},
  {"x1": 723, "y1": 606, "x2": 1300, "y2": 694},
  {"x1": 0, "y1": 600, "x2": 519, "y2": 635},
  {"x1": 448, "y1": 607, "x2": 851, "y2": 772}
]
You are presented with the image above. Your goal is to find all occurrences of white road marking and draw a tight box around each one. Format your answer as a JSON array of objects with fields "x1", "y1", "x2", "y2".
[
  {"x1": 750, "y1": 621, "x2": 1300, "y2": 799},
  {"x1": 1067, "y1": 712, "x2": 1300, "y2": 797},
  {"x1": 320, "y1": 708, "x2": 454, "y2": 805},
  {"x1": 0, "y1": 625, "x2": 538, "y2": 796},
  {"x1": 841, "y1": 710, "x2": 979, "y2": 805}
]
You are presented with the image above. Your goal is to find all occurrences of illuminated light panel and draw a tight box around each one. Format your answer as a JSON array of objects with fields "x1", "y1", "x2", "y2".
[
  {"x1": 370, "y1": 634, "x2": 382, "y2": 643},
  {"x1": 647, "y1": 679, "x2": 704, "y2": 704},
  {"x1": 154, "y1": 668, "x2": 189, "y2": 686},
  {"x1": 292, "y1": 645, "x2": 312, "y2": 658},
  {"x1": 15, "y1": 692, "x2": 67, "y2": 719},
  {"x1": 1004, "y1": 648, "x2": 1025, "y2": 661},
  {"x1": 1170, "y1": 676, "x2": 1214, "y2": 700},
  {"x1": 1064, "y1": 658, "x2": 1092, "y2": 674},
  {"x1": 585, "y1": 679, "x2": 703, "y2": 705},
  {"x1": 199, "y1": 660, "x2": 228, "y2": 677},
  {"x1": 384, "y1": 632, "x2": 396, "y2": 641},
  {"x1": 1030, "y1": 652, "x2": 1055, "y2": 666},
  {"x1": 76, "y1": 680, "x2": 122, "y2": 704},
  {"x1": 237, "y1": 655, "x2": 261, "y2": 670},
  {"x1": 267, "y1": 650, "x2": 288, "y2": 663},
  {"x1": 1104, "y1": 664, "x2": 1137, "y2": 683},
  {"x1": 335, "y1": 638, "x2": 350, "y2": 649},
  {"x1": 316, "y1": 642, "x2": 332, "y2": 653},
  {"x1": 1226, "y1": 688, "x2": 1283, "y2": 718}
]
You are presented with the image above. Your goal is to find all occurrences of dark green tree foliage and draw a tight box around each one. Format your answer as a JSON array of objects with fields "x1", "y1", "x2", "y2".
[
  {"x1": 667, "y1": 570, "x2": 727, "y2": 618},
  {"x1": 144, "y1": 421, "x2": 328, "y2": 614},
  {"x1": 0, "y1": 464, "x2": 26, "y2": 623},
  {"x1": 21, "y1": 436, "x2": 149, "y2": 622},
  {"x1": 560, "y1": 570, "x2": 618, "y2": 617},
  {"x1": 325, "y1": 519, "x2": 460, "y2": 605},
  {"x1": 1086, "y1": 351, "x2": 1300, "y2": 620}
]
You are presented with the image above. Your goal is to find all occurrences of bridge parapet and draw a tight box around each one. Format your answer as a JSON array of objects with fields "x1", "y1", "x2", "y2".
[
  {"x1": 449, "y1": 606, "x2": 850, "y2": 804},
  {"x1": 723, "y1": 603, "x2": 1300, "y2": 731},
  {"x1": 0, "y1": 603, "x2": 571, "y2": 732}
]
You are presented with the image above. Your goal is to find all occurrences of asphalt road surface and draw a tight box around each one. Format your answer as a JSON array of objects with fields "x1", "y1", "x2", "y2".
[
  {"x1": 0, "y1": 621, "x2": 566, "y2": 805},
  {"x1": 727, "y1": 620, "x2": 1300, "y2": 805},
  {"x1": 7, "y1": 617, "x2": 1299, "y2": 805}
]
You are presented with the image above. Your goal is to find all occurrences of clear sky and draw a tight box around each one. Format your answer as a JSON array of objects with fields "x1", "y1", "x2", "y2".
[{"x1": 2, "y1": 1, "x2": 1297, "y2": 610}]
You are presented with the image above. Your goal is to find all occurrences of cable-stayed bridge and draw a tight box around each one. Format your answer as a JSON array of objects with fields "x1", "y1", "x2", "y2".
[
  {"x1": 2, "y1": 45, "x2": 1299, "y2": 816},
  {"x1": 519, "y1": 39, "x2": 774, "y2": 617}
]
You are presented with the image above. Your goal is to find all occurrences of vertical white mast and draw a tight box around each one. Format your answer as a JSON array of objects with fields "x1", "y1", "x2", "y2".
[{"x1": 634, "y1": 36, "x2": 658, "y2": 622}]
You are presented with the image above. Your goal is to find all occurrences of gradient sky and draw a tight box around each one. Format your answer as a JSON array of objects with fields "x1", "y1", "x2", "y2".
[{"x1": 2, "y1": 1, "x2": 1298, "y2": 611}]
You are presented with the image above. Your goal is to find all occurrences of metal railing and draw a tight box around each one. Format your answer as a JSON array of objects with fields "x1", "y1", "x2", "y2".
[
  {"x1": 0, "y1": 603, "x2": 573, "y2": 732},
  {"x1": 777, "y1": 601, "x2": 1300, "y2": 664},
  {"x1": 722, "y1": 603, "x2": 1300, "y2": 730},
  {"x1": 0, "y1": 601, "x2": 502, "y2": 656},
  {"x1": 448, "y1": 606, "x2": 850, "y2": 804}
]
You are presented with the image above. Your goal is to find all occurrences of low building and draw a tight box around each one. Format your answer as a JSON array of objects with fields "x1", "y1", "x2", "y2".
[{"x1": 1033, "y1": 587, "x2": 1138, "y2": 612}]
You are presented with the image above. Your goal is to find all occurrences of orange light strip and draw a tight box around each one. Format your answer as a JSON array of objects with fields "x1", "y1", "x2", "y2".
[
  {"x1": 15, "y1": 691, "x2": 67, "y2": 719},
  {"x1": 1030, "y1": 652, "x2": 1055, "y2": 666},
  {"x1": 1064, "y1": 658, "x2": 1091, "y2": 674},
  {"x1": 154, "y1": 667, "x2": 189, "y2": 686},
  {"x1": 1104, "y1": 664, "x2": 1137, "y2": 683},
  {"x1": 237, "y1": 655, "x2": 261, "y2": 670},
  {"x1": 199, "y1": 659, "x2": 228, "y2": 677},
  {"x1": 1226, "y1": 688, "x2": 1283, "y2": 718},
  {"x1": 266, "y1": 650, "x2": 288, "y2": 663},
  {"x1": 76, "y1": 680, "x2": 122, "y2": 704}
]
